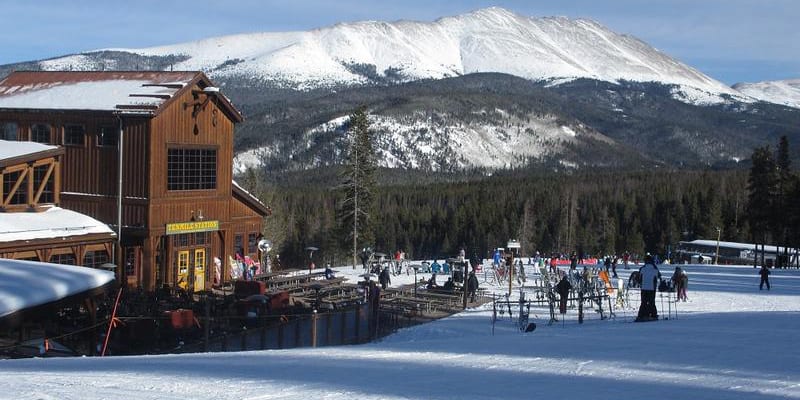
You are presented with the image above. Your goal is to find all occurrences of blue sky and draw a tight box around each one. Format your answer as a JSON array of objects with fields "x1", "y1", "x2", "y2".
[{"x1": 1, "y1": 0, "x2": 797, "y2": 85}]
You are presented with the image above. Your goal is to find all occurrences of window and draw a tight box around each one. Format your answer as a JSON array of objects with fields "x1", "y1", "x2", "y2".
[
  {"x1": 30, "y1": 124, "x2": 51, "y2": 143},
  {"x1": 83, "y1": 250, "x2": 109, "y2": 269},
  {"x1": 234, "y1": 234, "x2": 243, "y2": 256},
  {"x1": 1, "y1": 122, "x2": 18, "y2": 140},
  {"x1": 3, "y1": 171, "x2": 26, "y2": 205},
  {"x1": 50, "y1": 253, "x2": 77, "y2": 265},
  {"x1": 248, "y1": 233, "x2": 258, "y2": 255},
  {"x1": 167, "y1": 148, "x2": 217, "y2": 190},
  {"x1": 64, "y1": 125, "x2": 85, "y2": 146},
  {"x1": 97, "y1": 126, "x2": 118, "y2": 147},
  {"x1": 125, "y1": 247, "x2": 137, "y2": 277},
  {"x1": 33, "y1": 165, "x2": 54, "y2": 204}
]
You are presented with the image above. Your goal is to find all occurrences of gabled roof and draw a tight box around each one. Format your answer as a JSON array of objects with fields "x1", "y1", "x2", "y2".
[
  {"x1": 0, "y1": 71, "x2": 242, "y2": 122},
  {"x1": 0, "y1": 139, "x2": 63, "y2": 168}
]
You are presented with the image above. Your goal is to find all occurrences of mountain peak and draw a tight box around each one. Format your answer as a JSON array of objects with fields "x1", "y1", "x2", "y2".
[{"x1": 16, "y1": 7, "x2": 741, "y2": 103}]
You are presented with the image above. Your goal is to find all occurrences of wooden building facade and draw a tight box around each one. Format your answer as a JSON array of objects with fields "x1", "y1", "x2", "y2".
[
  {"x1": 0, "y1": 141, "x2": 116, "y2": 266},
  {"x1": 0, "y1": 71, "x2": 268, "y2": 291}
]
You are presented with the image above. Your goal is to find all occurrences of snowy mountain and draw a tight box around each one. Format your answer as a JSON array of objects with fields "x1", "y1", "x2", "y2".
[
  {"x1": 4, "y1": 8, "x2": 799, "y2": 173},
  {"x1": 29, "y1": 7, "x2": 741, "y2": 103},
  {"x1": 733, "y1": 79, "x2": 800, "y2": 109}
]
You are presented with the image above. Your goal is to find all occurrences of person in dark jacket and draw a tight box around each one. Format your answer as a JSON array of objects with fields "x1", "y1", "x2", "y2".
[
  {"x1": 379, "y1": 267, "x2": 391, "y2": 289},
  {"x1": 555, "y1": 273, "x2": 572, "y2": 315},
  {"x1": 759, "y1": 265, "x2": 771, "y2": 290},
  {"x1": 467, "y1": 271, "x2": 480, "y2": 302},
  {"x1": 636, "y1": 255, "x2": 661, "y2": 321}
]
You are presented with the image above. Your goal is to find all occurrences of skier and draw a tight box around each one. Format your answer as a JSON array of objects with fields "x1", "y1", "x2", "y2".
[
  {"x1": 636, "y1": 255, "x2": 661, "y2": 321},
  {"x1": 759, "y1": 264, "x2": 771, "y2": 290},
  {"x1": 467, "y1": 271, "x2": 480, "y2": 302},
  {"x1": 671, "y1": 266, "x2": 687, "y2": 301},
  {"x1": 556, "y1": 272, "x2": 572, "y2": 315},
  {"x1": 379, "y1": 267, "x2": 391, "y2": 290}
]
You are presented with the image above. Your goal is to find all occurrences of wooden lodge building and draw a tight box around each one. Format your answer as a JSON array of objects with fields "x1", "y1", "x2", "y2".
[{"x1": 0, "y1": 71, "x2": 269, "y2": 292}]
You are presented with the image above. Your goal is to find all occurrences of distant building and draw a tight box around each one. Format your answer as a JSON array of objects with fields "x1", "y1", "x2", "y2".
[
  {"x1": 0, "y1": 71, "x2": 269, "y2": 291},
  {"x1": 676, "y1": 239, "x2": 798, "y2": 266}
]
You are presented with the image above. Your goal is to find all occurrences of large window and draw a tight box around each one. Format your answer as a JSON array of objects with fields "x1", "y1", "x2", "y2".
[
  {"x1": 1, "y1": 122, "x2": 17, "y2": 140},
  {"x1": 30, "y1": 124, "x2": 51, "y2": 143},
  {"x1": 64, "y1": 124, "x2": 85, "y2": 146},
  {"x1": 97, "y1": 126, "x2": 118, "y2": 147},
  {"x1": 167, "y1": 148, "x2": 217, "y2": 190}
]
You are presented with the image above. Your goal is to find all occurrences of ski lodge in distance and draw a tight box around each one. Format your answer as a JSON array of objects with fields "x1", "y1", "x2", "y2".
[{"x1": 0, "y1": 71, "x2": 269, "y2": 292}]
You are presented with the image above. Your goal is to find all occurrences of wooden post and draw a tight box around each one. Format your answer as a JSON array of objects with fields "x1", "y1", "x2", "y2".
[{"x1": 311, "y1": 310, "x2": 318, "y2": 348}]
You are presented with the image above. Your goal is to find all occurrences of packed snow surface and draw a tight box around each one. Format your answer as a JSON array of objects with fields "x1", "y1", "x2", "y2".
[{"x1": 1, "y1": 262, "x2": 798, "y2": 399}]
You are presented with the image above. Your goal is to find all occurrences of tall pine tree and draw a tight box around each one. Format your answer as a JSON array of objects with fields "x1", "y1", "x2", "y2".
[
  {"x1": 748, "y1": 146, "x2": 778, "y2": 244},
  {"x1": 337, "y1": 106, "x2": 377, "y2": 268}
]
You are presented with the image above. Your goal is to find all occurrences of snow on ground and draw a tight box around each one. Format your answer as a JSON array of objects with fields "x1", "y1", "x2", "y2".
[{"x1": 1, "y1": 262, "x2": 798, "y2": 399}]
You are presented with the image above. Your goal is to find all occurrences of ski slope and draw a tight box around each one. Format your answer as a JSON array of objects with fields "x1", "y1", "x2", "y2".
[{"x1": 0, "y1": 263, "x2": 798, "y2": 399}]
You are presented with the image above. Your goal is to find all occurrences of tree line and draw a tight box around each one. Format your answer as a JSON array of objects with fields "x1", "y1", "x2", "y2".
[{"x1": 247, "y1": 166, "x2": 762, "y2": 269}]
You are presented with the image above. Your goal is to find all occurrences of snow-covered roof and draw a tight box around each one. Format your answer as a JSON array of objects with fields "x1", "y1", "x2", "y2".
[
  {"x1": 0, "y1": 258, "x2": 114, "y2": 318},
  {"x1": 0, "y1": 206, "x2": 115, "y2": 243},
  {"x1": 0, "y1": 140, "x2": 59, "y2": 162},
  {"x1": 681, "y1": 239, "x2": 789, "y2": 254},
  {"x1": 232, "y1": 180, "x2": 270, "y2": 215},
  {"x1": 0, "y1": 71, "x2": 198, "y2": 114}
]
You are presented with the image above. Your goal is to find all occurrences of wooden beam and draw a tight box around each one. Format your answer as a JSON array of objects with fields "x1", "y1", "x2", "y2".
[
  {"x1": 32, "y1": 161, "x2": 55, "y2": 205},
  {"x1": 2, "y1": 168, "x2": 27, "y2": 207}
]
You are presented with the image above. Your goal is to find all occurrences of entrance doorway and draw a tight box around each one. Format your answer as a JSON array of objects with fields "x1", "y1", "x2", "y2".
[{"x1": 172, "y1": 232, "x2": 210, "y2": 292}]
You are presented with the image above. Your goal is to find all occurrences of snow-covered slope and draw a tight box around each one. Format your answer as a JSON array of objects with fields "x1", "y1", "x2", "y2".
[
  {"x1": 72, "y1": 7, "x2": 739, "y2": 102},
  {"x1": 733, "y1": 79, "x2": 800, "y2": 109},
  {"x1": 233, "y1": 110, "x2": 614, "y2": 172}
]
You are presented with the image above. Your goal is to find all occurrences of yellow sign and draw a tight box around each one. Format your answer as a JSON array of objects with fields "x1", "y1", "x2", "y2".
[{"x1": 166, "y1": 220, "x2": 219, "y2": 235}]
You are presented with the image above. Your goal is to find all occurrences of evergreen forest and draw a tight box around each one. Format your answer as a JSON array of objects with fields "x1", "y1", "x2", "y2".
[{"x1": 249, "y1": 167, "x2": 757, "y2": 268}]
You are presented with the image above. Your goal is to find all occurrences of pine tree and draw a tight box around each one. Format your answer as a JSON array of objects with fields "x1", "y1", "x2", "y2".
[
  {"x1": 773, "y1": 136, "x2": 793, "y2": 265},
  {"x1": 748, "y1": 146, "x2": 778, "y2": 244},
  {"x1": 337, "y1": 106, "x2": 377, "y2": 268}
]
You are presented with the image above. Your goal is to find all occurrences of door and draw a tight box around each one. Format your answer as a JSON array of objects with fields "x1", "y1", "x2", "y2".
[
  {"x1": 193, "y1": 248, "x2": 206, "y2": 292},
  {"x1": 177, "y1": 250, "x2": 190, "y2": 290}
]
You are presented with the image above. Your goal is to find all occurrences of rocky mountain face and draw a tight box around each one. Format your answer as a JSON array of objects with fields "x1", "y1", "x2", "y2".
[{"x1": 2, "y1": 7, "x2": 798, "y2": 174}]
